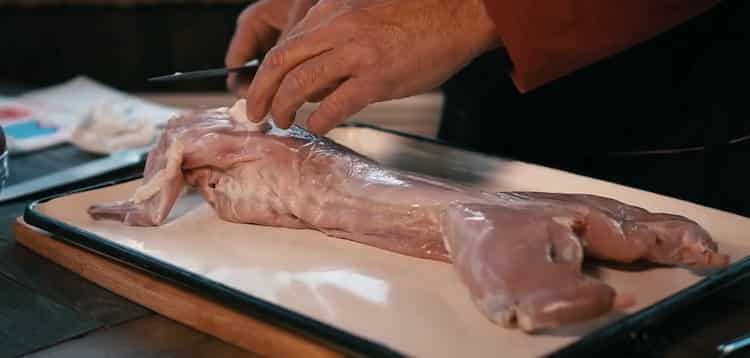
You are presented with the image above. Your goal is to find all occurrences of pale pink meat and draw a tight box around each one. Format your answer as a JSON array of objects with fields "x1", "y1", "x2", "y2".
[
  {"x1": 442, "y1": 193, "x2": 728, "y2": 331},
  {"x1": 88, "y1": 104, "x2": 729, "y2": 332}
]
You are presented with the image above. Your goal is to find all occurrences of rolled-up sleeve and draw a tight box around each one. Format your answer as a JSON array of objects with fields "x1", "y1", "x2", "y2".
[{"x1": 483, "y1": 0, "x2": 720, "y2": 92}]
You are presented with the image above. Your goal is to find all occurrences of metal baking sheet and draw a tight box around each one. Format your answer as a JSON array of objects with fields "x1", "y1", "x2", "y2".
[{"x1": 24, "y1": 124, "x2": 750, "y2": 357}]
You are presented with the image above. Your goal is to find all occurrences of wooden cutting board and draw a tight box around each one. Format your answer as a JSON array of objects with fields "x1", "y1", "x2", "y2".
[
  {"x1": 13, "y1": 217, "x2": 342, "y2": 358},
  {"x1": 17, "y1": 126, "x2": 750, "y2": 358}
]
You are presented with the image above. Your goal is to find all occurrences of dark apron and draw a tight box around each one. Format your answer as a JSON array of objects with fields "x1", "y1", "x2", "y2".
[{"x1": 439, "y1": 0, "x2": 750, "y2": 217}]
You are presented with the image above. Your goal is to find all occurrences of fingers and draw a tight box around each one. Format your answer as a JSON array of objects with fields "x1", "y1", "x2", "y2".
[
  {"x1": 226, "y1": 4, "x2": 283, "y2": 97},
  {"x1": 245, "y1": 31, "x2": 333, "y2": 122},
  {"x1": 227, "y1": 72, "x2": 252, "y2": 98},
  {"x1": 306, "y1": 78, "x2": 380, "y2": 134},
  {"x1": 226, "y1": 7, "x2": 274, "y2": 68},
  {"x1": 308, "y1": 85, "x2": 337, "y2": 103},
  {"x1": 269, "y1": 51, "x2": 353, "y2": 128},
  {"x1": 280, "y1": 0, "x2": 317, "y2": 40}
]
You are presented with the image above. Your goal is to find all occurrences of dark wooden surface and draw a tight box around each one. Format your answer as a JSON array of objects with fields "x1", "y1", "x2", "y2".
[
  {"x1": 0, "y1": 83, "x2": 255, "y2": 357},
  {"x1": 2, "y1": 85, "x2": 750, "y2": 357},
  {"x1": 0, "y1": 145, "x2": 258, "y2": 358},
  {"x1": 24, "y1": 315, "x2": 255, "y2": 358},
  {"x1": 0, "y1": 275, "x2": 98, "y2": 357},
  {"x1": 5, "y1": 137, "x2": 750, "y2": 358}
]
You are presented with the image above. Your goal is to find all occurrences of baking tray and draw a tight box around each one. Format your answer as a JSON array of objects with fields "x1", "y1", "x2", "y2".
[{"x1": 24, "y1": 123, "x2": 750, "y2": 357}]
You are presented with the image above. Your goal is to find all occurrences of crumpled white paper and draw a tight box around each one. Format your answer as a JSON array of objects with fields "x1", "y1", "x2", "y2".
[
  {"x1": 70, "y1": 101, "x2": 162, "y2": 155},
  {"x1": 4, "y1": 76, "x2": 181, "y2": 154}
]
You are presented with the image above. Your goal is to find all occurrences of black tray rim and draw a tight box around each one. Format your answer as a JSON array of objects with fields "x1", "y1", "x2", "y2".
[
  {"x1": 23, "y1": 174, "x2": 405, "y2": 358},
  {"x1": 22, "y1": 121, "x2": 750, "y2": 357}
]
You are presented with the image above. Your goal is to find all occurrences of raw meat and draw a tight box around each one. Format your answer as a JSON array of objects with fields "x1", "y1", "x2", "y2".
[
  {"x1": 442, "y1": 193, "x2": 726, "y2": 331},
  {"x1": 89, "y1": 100, "x2": 729, "y2": 332}
]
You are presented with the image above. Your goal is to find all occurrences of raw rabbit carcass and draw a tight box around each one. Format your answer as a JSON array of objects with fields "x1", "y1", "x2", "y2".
[{"x1": 89, "y1": 100, "x2": 729, "y2": 332}]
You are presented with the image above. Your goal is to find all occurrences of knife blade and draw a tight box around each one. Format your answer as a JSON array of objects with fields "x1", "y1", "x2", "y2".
[
  {"x1": 0, "y1": 146, "x2": 151, "y2": 203},
  {"x1": 718, "y1": 332, "x2": 750, "y2": 357},
  {"x1": 148, "y1": 59, "x2": 260, "y2": 82}
]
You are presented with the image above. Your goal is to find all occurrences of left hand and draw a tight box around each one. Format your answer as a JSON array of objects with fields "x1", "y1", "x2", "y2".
[
  {"x1": 225, "y1": 0, "x2": 319, "y2": 97},
  {"x1": 243, "y1": 0, "x2": 500, "y2": 134}
]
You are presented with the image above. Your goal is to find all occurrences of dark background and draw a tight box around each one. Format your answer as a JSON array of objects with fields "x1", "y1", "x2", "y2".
[
  {"x1": 2, "y1": 2, "x2": 750, "y2": 357},
  {"x1": 0, "y1": 1, "x2": 252, "y2": 93}
]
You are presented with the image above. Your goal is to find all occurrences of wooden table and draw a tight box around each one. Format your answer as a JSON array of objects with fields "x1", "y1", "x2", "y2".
[
  {"x1": 2, "y1": 90, "x2": 750, "y2": 357},
  {"x1": 0, "y1": 142, "x2": 263, "y2": 357},
  {"x1": 0, "y1": 91, "x2": 442, "y2": 357}
]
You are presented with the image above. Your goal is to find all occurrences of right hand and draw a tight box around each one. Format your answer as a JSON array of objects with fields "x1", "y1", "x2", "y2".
[{"x1": 225, "y1": 0, "x2": 317, "y2": 97}]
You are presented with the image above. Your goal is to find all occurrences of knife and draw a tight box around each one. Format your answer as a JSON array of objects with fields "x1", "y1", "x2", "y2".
[
  {"x1": 147, "y1": 59, "x2": 260, "y2": 82},
  {"x1": 0, "y1": 145, "x2": 151, "y2": 203},
  {"x1": 718, "y1": 332, "x2": 750, "y2": 357}
]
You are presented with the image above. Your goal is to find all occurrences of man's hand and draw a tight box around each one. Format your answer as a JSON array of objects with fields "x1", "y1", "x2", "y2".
[
  {"x1": 225, "y1": 0, "x2": 318, "y2": 97},
  {"x1": 242, "y1": 0, "x2": 500, "y2": 134}
]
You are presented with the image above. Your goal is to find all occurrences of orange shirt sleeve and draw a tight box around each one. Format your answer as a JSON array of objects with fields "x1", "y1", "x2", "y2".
[{"x1": 482, "y1": 0, "x2": 720, "y2": 92}]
